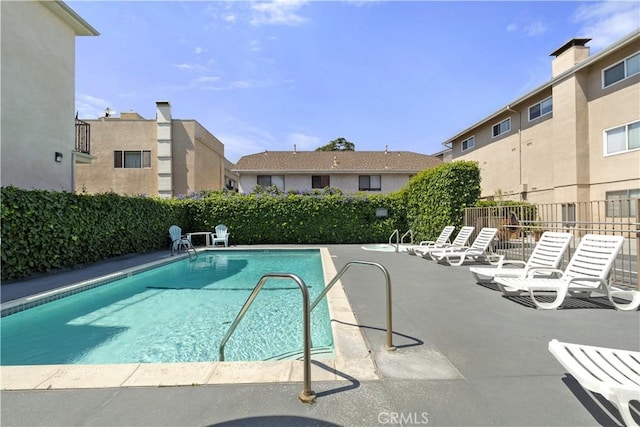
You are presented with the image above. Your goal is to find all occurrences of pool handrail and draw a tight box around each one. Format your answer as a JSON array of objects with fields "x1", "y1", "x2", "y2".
[
  {"x1": 217, "y1": 273, "x2": 315, "y2": 403},
  {"x1": 400, "y1": 229, "x2": 414, "y2": 246},
  {"x1": 389, "y1": 229, "x2": 400, "y2": 252},
  {"x1": 309, "y1": 260, "x2": 396, "y2": 352}
]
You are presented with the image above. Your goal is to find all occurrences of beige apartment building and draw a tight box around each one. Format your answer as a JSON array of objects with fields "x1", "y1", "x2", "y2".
[
  {"x1": 76, "y1": 101, "x2": 234, "y2": 198},
  {"x1": 1, "y1": 1, "x2": 98, "y2": 192},
  {"x1": 446, "y1": 30, "x2": 640, "y2": 209},
  {"x1": 234, "y1": 149, "x2": 442, "y2": 194}
]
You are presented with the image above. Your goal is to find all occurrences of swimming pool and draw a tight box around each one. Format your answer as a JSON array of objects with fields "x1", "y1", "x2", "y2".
[{"x1": 1, "y1": 249, "x2": 333, "y2": 365}]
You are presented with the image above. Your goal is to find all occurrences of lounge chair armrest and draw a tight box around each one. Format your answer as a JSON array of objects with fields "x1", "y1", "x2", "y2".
[
  {"x1": 566, "y1": 276, "x2": 608, "y2": 287},
  {"x1": 498, "y1": 259, "x2": 526, "y2": 268},
  {"x1": 524, "y1": 267, "x2": 563, "y2": 278}
]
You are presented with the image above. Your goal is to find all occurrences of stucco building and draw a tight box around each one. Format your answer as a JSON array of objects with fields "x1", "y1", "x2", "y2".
[
  {"x1": 445, "y1": 30, "x2": 640, "y2": 208},
  {"x1": 76, "y1": 102, "x2": 232, "y2": 198},
  {"x1": 233, "y1": 149, "x2": 442, "y2": 194},
  {"x1": 1, "y1": 1, "x2": 98, "y2": 191}
]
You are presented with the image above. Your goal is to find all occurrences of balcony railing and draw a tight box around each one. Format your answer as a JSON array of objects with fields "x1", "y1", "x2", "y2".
[{"x1": 75, "y1": 114, "x2": 90, "y2": 154}]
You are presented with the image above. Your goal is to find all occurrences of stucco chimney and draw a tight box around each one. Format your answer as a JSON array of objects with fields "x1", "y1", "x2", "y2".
[
  {"x1": 550, "y1": 38, "x2": 591, "y2": 77},
  {"x1": 156, "y1": 101, "x2": 172, "y2": 199}
]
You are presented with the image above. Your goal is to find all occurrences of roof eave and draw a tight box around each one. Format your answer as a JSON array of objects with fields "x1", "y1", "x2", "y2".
[{"x1": 43, "y1": 1, "x2": 100, "y2": 36}]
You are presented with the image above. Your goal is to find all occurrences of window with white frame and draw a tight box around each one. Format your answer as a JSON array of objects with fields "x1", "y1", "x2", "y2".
[
  {"x1": 114, "y1": 150, "x2": 151, "y2": 168},
  {"x1": 492, "y1": 118, "x2": 511, "y2": 138},
  {"x1": 606, "y1": 189, "x2": 640, "y2": 217},
  {"x1": 461, "y1": 136, "x2": 475, "y2": 151},
  {"x1": 528, "y1": 97, "x2": 552, "y2": 121},
  {"x1": 359, "y1": 175, "x2": 381, "y2": 191},
  {"x1": 604, "y1": 120, "x2": 640, "y2": 155},
  {"x1": 257, "y1": 175, "x2": 285, "y2": 191},
  {"x1": 603, "y1": 52, "x2": 640, "y2": 88}
]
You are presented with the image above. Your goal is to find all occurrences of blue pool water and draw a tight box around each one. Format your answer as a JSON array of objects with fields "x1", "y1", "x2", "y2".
[{"x1": 1, "y1": 249, "x2": 333, "y2": 365}]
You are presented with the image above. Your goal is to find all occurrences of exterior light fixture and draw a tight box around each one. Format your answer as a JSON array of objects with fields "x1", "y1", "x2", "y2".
[{"x1": 55, "y1": 152, "x2": 63, "y2": 163}]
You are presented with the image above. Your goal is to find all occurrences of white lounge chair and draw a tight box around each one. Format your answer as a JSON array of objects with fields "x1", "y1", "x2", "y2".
[
  {"x1": 429, "y1": 227, "x2": 499, "y2": 266},
  {"x1": 495, "y1": 234, "x2": 640, "y2": 311},
  {"x1": 212, "y1": 224, "x2": 230, "y2": 247},
  {"x1": 169, "y1": 225, "x2": 194, "y2": 255},
  {"x1": 406, "y1": 226, "x2": 455, "y2": 255},
  {"x1": 469, "y1": 231, "x2": 573, "y2": 283},
  {"x1": 548, "y1": 339, "x2": 640, "y2": 426},
  {"x1": 414, "y1": 226, "x2": 475, "y2": 258}
]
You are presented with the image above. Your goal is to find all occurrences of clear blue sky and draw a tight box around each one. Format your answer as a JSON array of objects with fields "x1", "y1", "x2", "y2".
[{"x1": 69, "y1": 1, "x2": 640, "y2": 163}]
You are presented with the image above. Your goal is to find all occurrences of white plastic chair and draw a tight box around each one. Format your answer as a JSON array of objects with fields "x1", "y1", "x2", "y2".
[
  {"x1": 495, "y1": 234, "x2": 639, "y2": 310},
  {"x1": 549, "y1": 339, "x2": 640, "y2": 426},
  {"x1": 414, "y1": 226, "x2": 475, "y2": 258},
  {"x1": 469, "y1": 231, "x2": 573, "y2": 283},
  {"x1": 211, "y1": 224, "x2": 229, "y2": 247},
  {"x1": 429, "y1": 227, "x2": 499, "y2": 266},
  {"x1": 169, "y1": 225, "x2": 194, "y2": 255}
]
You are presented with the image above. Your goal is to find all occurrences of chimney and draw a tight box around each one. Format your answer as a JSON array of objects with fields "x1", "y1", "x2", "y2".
[
  {"x1": 550, "y1": 38, "x2": 591, "y2": 77},
  {"x1": 293, "y1": 144, "x2": 297, "y2": 153}
]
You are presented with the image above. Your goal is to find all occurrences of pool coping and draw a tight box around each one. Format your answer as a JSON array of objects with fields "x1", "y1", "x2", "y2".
[{"x1": 1, "y1": 247, "x2": 379, "y2": 390}]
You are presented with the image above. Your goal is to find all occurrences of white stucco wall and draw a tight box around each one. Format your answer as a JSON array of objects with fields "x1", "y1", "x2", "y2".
[
  {"x1": 238, "y1": 173, "x2": 413, "y2": 194},
  {"x1": 1, "y1": 2, "x2": 79, "y2": 191}
]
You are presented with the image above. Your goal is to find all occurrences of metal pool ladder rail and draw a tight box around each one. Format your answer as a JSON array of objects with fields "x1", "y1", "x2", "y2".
[
  {"x1": 310, "y1": 260, "x2": 396, "y2": 351},
  {"x1": 218, "y1": 273, "x2": 315, "y2": 403}
]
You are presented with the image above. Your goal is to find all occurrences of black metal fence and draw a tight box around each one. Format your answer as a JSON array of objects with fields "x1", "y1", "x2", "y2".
[
  {"x1": 75, "y1": 115, "x2": 90, "y2": 154},
  {"x1": 464, "y1": 199, "x2": 639, "y2": 289}
]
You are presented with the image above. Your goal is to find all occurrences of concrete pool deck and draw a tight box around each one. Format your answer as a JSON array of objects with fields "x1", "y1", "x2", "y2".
[{"x1": 1, "y1": 244, "x2": 639, "y2": 426}]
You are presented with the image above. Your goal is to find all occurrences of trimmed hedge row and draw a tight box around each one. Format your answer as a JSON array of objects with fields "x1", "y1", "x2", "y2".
[
  {"x1": 1, "y1": 161, "x2": 481, "y2": 281},
  {"x1": 404, "y1": 161, "x2": 481, "y2": 242},
  {"x1": 0, "y1": 187, "x2": 188, "y2": 280}
]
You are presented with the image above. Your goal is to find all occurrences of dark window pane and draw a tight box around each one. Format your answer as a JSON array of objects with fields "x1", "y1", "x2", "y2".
[
  {"x1": 604, "y1": 62, "x2": 625, "y2": 87},
  {"x1": 257, "y1": 175, "x2": 271, "y2": 187},
  {"x1": 359, "y1": 175, "x2": 369, "y2": 190},
  {"x1": 114, "y1": 151, "x2": 122, "y2": 168},
  {"x1": 142, "y1": 151, "x2": 151, "y2": 168},
  {"x1": 124, "y1": 151, "x2": 141, "y2": 168}
]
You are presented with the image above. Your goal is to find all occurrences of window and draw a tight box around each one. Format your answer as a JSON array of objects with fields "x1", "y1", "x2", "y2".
[
  {"x1": 528, "y1": 97, "x2": 552, "y2": 121},
  {"x1": 359, "y1": 175, "x2": 381, "y2": 191},
  {"x1": 606, "y1": 189, "x2": 640, "y2": 217},
  {"x1": 603, "y1": 52, "x2": 640, "y2": 88},
  {"x1": 561, "y1": 203, "x2": 576, "y2": 228},
  {"x1": 312, "y1": 175, "x2": 330, "y2": 189},
  {"x1": 492, "y1": 118, "x2": 511, "y2": 138},
  {"x1": 257, "y1": 175, "x2": 284, "y2": 191},
  {"x1": 114, "y1": 150, "x2": 151, "y2": 168},
  {"x1": 461, "y1": 136, "x2": 475, "y2": 152},
  {"x1": 604, "y1": 120, "x2": 640, "y2": 155}
]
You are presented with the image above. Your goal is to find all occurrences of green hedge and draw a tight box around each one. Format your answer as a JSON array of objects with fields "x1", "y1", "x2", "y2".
[
  {"x1": 404, "y1": 161, "x2": 481, "y2": 241},
  {"x1": 1, "y1": 169, "x2": 478, "y2": 281},
  {"x1": 0, "y1": 186, "x2": 188, "y2": 280},
  {"x1": 187, "y1": 191, "x2": 406, "y2": 245}
]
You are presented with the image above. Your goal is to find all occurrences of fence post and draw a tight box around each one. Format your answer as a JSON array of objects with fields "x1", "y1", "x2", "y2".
[{"x1": 636, "y1": 199, "x2": 639, "y2": 291}]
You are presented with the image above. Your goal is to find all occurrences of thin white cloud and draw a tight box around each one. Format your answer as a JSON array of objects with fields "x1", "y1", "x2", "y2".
[
  {"x1": 250, "y1": 0, "x2": 308, "y2": 26},
  {"x1": 194, "y1": 76, "x2": 221, "y2": 83},
  {"x1": 172, "y1": 63, "x2": 208, "y2": 72},
  {"x1": 573, "y1": 1, "x2": 640, "y2": 50},
  {"x1": 523, "y1": 21, "x2": 547, "y2": 36},
  {"x1": 194, "y1": 47, "x2": 206, "y2": 55},
  {"x1": 287, "y1": 133, "x2": 321, "y2": 151},
  {"x1": 506, "y1": 23, "x2": 518, "y2": 32},
  {"x1": 75, "y1": 93, "x2": 114, "y2": 119},
  {"x1": 224, "y1": 14, "x2": 237, "y2": 23}
]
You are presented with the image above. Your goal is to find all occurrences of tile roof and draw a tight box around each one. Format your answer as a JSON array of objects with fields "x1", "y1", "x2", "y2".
[{"x1": 233, "y1": 151, "x2": 442, "y2": 173}]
